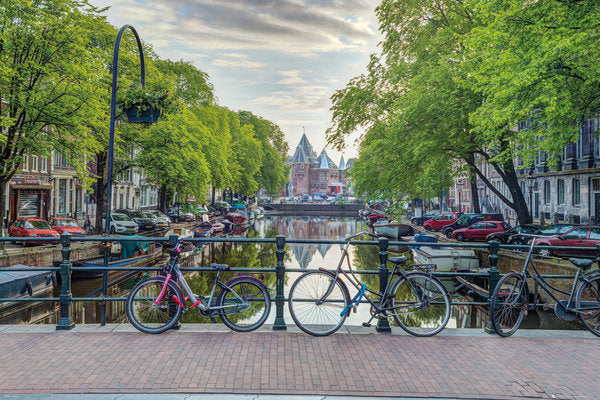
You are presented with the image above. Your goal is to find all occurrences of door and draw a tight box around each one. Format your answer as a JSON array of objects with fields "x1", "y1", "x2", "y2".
[
  {"x1": 595, "y1": 193, "x2": 600, "y2": 225},
  {"x1": 534, "y1": 193, "x2": 540, "y2": 219}
]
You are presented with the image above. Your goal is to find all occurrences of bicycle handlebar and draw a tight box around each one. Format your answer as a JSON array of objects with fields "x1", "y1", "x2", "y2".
[{"x1": 345, "y1": 231, "x2": 378, "y2": 241}]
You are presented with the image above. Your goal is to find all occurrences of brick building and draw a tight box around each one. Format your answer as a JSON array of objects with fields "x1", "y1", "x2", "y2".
[{"x1": 289, "y1": 133, "x2": 352, "y2": 196}]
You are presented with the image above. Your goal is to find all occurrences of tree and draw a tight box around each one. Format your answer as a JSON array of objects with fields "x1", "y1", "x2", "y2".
[
  {"x1": 0, "y1": 0, "x2": 105, "y2": 234},
  {"x1": 327, "y1": 0, "x2": 535, "y2": 223}
]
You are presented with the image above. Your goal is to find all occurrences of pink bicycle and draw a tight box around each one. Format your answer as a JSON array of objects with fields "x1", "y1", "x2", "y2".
[{"x1": 126, "y1": 241, "x2": 271, "y2": 334}]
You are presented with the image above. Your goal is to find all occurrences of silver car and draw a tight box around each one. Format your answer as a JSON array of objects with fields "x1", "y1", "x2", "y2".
[
  {"x1": 147, "y1": 210, "x2": 171, "y2": 229},
  {"x1": 102, "y1": 213, "x2": 139, "y2": 235}
]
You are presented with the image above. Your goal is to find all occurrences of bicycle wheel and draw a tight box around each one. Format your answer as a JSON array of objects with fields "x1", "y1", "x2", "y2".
[
  {"x1": 575, "y1": 274, "x2": 600, "y2": 337},
  {"x1": 126, "y1": 277, "x2": 183, "y2": 334},
  {"x1": 490, "y1": 272, "x2": 528, "y2": 337},
  {"x1": 288, "y1": 270, "x2": 350, "y2": 336},
  {"x1": 217, "y1": 276, "x2": 271, "y2": 332},
  {"x1": 389, "y1": 272, "x2": 450, "y2": 337}
]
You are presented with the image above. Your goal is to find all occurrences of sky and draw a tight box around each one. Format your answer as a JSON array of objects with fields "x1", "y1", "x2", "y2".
[{"x1": 88, "y1": 0, "x2": 382, "y2": 163}]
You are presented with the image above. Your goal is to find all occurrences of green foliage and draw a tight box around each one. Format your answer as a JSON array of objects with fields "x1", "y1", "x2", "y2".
[{"x1": 117, "y1": 84, "x2": 172, "y2": 114}]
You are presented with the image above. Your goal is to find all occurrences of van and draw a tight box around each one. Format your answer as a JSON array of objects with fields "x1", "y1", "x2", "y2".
[{"x1": 442, "y1": 213, "x2": 504, "y2": 238}]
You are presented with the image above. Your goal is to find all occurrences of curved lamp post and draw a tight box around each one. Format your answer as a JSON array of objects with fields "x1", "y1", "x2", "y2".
[{"x1": 101, "y1": 25, "x2": 146, "y2": 325}]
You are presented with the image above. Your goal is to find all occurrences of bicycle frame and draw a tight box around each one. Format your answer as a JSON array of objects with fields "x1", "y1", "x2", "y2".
[
  {"x1": 323, "y1": 234, "x2": 436, "y2": 316},
  {"x1": 153, "y1": 245, "x2": 251, "y2": 314},
  {"x1": 515, "y1": 237, "x2": 596, "y2": 317}
]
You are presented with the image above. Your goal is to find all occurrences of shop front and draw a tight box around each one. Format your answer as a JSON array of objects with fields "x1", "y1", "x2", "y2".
[{"x1": 9, "y1": 179, "x2": 51, "y2": 223}]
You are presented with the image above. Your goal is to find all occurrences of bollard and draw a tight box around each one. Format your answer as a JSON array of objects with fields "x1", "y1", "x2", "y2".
[
  {"x1": 273, "y1": 235, "x2": 287, "y2": 330},
  {"x1": 56, "y1": 233, "x2": 75, "y2": 330},
  {"x1": 484, "y1": 240, "x2": 501, "y2": 334},
  {"x1": 376, "y1": 236, "x2": 391, "y2": 333}
]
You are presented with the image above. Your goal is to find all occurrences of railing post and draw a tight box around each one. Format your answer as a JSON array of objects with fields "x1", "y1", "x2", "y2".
[
  {"x1": 376, "y1": 236, "x2": 391, "y2": 333},
  {"x1": 273, "y1": 235, "x2": 287, "y2": 330},
  {"x1": 56, "y1": 233, "x2": 74, "y2": 330},
  {"x1": 485, "y1": 240, "x2": 501, "y2": 334}
]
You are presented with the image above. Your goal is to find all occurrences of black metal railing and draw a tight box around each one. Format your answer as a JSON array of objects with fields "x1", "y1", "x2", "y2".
[{"x1": 0, "y1": 233, "x2": 596, "y2": 332}]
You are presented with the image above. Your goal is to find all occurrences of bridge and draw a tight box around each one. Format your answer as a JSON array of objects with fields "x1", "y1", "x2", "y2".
[
  {"x1": 0, "y1": 324, "x2": 596, "y2": 399},
  {"x1": 262, "y1": 202, "x2": 363, "y2": 216}
]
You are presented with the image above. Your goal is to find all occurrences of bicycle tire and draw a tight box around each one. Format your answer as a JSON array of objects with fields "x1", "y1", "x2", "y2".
[
  {"x1": 489, "y1": 272, "x2": 528, "y2": 337},
  {"x1": 288, "y1": 270, "x2": 350, "y2": 336},
  {"x1": 389, "y1": 272, "x2": 451, "y2": 337},
  {"x1": 126, "y1": 276, "x2": 184, "y2": 334},
  {"x1": 217, "y1": 276, "x2": 271, "y2": 332},
  {"x1": 575, "y1": 274, "x2": 600, "y2": 337}
]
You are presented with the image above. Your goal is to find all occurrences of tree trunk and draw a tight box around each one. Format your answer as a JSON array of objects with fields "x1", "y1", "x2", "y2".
[
  {"x1": 158, "y1": 185, "x2": 168, "y2": 212},
  {"x1": 469, "y1": 171, "x2": 480, "y2": 213},
  {"x1": 502, "y1": 160, "x2": 531, "y2": 225},
  {"x1": 0, "y1": 178, "x2": 8, "y2": 249},
  {"x1": 211, "y1": 186, "x2": 216, "y2": 205}
]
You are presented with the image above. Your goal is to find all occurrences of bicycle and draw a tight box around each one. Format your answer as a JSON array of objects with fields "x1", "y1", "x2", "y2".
[
  {"x1": 490, "y1": 234, "x2": 600, "y2": 337},
  {"x1": 287, "y1": 231, "x2": 451, "y2": 337},
  {"x1": 126, "y1": 241, "x2": 271, "y2": 334}
]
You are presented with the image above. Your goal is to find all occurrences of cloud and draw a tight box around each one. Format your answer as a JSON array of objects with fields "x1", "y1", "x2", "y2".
[
  {"x1": 277, "y1": 70, "x2": 308, "y2": 85},
  {"x1": 212, "y1": 54, "x2": 265, "y2": 69},
  {"x1": 253, "y1": 85, "x2": 331, "y2": 112}
]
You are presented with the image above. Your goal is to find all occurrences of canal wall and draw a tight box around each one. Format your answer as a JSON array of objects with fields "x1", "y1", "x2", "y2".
[
  {"x1": 0, "y1": 243, "x2": 103, "y2": 269},
  {"x1": 263, "y1": 203, "x2": 363, "y2": 216}
]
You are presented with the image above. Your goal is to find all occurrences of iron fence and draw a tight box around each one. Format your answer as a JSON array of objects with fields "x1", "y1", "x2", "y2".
[{"x1": 0, "y1": 234, "x2": 597, "y2": 332}]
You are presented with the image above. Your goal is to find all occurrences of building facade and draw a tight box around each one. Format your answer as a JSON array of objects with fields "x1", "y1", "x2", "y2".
[{"x1": 289, "y1": 133, "x2": 353, "y2": 196}]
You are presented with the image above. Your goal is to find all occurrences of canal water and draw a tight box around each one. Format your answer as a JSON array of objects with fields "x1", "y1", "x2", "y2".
[{"x1": 0, "y1": 215, "x2": 578, "y2": 331}]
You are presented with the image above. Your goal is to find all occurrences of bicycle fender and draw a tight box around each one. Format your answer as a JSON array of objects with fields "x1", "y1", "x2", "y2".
[{"x1": 216, "y1": 275, "x2": 268, "y2": 300}]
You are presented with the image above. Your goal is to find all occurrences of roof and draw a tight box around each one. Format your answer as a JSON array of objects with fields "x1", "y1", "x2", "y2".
[
  {"x1": 292, "y1": 145, "x2": 308, "y2": 163},
  {"x1": 315, "y1": 150, "x2": 338, "y2": 169},
  {"x1": 339, "y1": 156, "x2": 346, "y2": 170}
]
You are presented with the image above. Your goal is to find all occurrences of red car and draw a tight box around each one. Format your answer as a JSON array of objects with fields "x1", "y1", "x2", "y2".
[
  {"x1": 50, "y1": 217, "x2": 86, "y2": 236},
  {"x1": 533, "y1": 226, "x2": 600, "y2": 257},
  {"x1": 423, "y1": 212, "x2": 461, "y2": 231},
  {"x1": 453, "y1": 221, "x2": 509, "y2": 241},
  {"x1": 9, "y1": 217, "x2": 60, "y2": 245}
]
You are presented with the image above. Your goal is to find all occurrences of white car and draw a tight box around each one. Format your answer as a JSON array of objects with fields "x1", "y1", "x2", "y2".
[{"x1": 102, "y1": 213, "x2": 139, "y2": 235}]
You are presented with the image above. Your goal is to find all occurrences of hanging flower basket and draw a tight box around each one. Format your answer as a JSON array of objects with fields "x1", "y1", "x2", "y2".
[
  {"x1": 118, "y1": 84, "x2": 171, "y2": 124},
  {"x1": 125, "y1": 106, "x2": 161, "y2": 124}
]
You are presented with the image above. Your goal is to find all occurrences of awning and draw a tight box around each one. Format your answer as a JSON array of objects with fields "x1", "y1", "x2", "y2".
[{"x1": 10, "y1": 184, "x2": 52, "y2": 190}]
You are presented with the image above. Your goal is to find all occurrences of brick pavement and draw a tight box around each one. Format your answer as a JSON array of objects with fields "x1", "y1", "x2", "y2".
[{"x1": 0, "y1": 327, "x2": 597, "y2": 399}]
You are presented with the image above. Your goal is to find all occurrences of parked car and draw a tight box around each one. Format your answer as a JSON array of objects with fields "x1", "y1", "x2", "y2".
[
  {"x1": 9, "y1": 218, "x2": 60, "y2": 245},
  {"x1": 533, "y1": 226, "x2": 600, "y2": 257},
  {"x1": 452, "y1": 221, "x2": 509, "y2": 242},
  {"x1": 410, "y1": 211, "x2": 439, "y2": 226},
  {"x1": 102, "y1": 213, "x2": 139, "y2": 235},
  {"x1": 486, "y1": 224, "x2": 540, "y2": 243},
  {"x1": 508, "y1": 223, "x2": 577, "y2": 246},
  {"x1": 145, "y1": 211, "x2": 170, "y2": 230},
  {"x1": 423, "y1": 212, "x2": 462, "y2": 231},
  {"x1": 119, "y1": 210, "x2": 157, "y2": 232},
  {"x1": 49, "y1": 217, "x2": 86, "y2": 236},
  {"x1": 442, "y1": 213, "x2": 504, "y2": 238}
]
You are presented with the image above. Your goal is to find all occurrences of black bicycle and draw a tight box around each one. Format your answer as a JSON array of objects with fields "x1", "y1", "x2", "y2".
[
  {"x1": 490, "y1": 234, "x2": 600, "y2": 337},
  {"x1": 288, "y1": 231, "x2": 451, "y2": 336},
  {"x1": 126, "y1": 241, "x2": 271, "y2": 334}
]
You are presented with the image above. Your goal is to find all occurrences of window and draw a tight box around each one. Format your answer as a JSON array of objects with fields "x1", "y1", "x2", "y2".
[
  {"x1": 40, "y1": 157, "x2": 47, "y2": 173},
  {"x1": 31, "y1": 156, "x2": 38, "y2": 172},
  {"x1": 589, "y1": 229, "x2": 600, "y2": 240},
  {"x1": 22, "y1": 156, "x2": 29, "y2": 171},
  {"x1": 544, "y1": 180, "x2": 551, "y2": 204},
  {"x1": 557, "y1": 180, "x2": 564, "y2": 204},
  {"x1": 564, "y1": 228, "x2": 589, "y2": 240},
  {"x1": 573, "y1": 179, "x2": 581, "y2": 205},
  {"x1": 470, "y1": 223, "x2": 485, "y2": 229}
]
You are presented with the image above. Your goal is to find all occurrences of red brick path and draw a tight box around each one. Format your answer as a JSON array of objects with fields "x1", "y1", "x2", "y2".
[{"x1": 0, "y1": 331, "x2": 597, "y2": 399}]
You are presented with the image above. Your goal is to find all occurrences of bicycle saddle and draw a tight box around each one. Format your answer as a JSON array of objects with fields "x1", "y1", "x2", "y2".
[
  {"x1": 388, "y1": 256, "x2": 407, "y2": 265},
  {"x1": 209, "y1": 263, "x2": 230, "y2": 271},
  {"x1": 568, "y1": 258, "x2": 594, "y2": 270}
]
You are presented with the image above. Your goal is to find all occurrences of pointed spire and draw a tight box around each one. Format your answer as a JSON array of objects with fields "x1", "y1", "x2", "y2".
[
  {"x1": 339, "y1": 155, "x2": 346, "y2": 170},
  {"x1": 293, "y1": 145, "x2": 308, "y2": 163},
  {"x1": 319, "y1": 149, "x2": 329, "y2": 169}
]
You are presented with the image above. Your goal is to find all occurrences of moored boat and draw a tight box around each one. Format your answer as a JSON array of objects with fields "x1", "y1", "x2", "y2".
[
  {"x1": 373, "y1": 221, "x2": 414, "y2": 239},
  {"x1": 226, "y1": 212, "x2": 248, "y2": 226},
  {"x1": 68, "y1": 242, "x2": 163, "y2": 280},
  {"x1": 0, "y1": 268, "x2": 57, "y2": 311},
  {"x1": 410, "y1": 246, "x2": 479, "y2": 272}
]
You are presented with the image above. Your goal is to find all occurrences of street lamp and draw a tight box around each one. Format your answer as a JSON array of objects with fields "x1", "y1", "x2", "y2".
[
  {"x1": 527, "y1": 171, "x2": 536, "y2": 222},
  {"x1": 102, "y1": 25, "x2": 147, "y2": 326}
]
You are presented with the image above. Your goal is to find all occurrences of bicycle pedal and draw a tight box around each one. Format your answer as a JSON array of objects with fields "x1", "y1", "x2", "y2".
[
  {"x1": 210, "y1": 317, "x2": 217, "y2": 323},
  {"x1": 362, "y1": 322, "x2": 371, "y2": 327}
]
